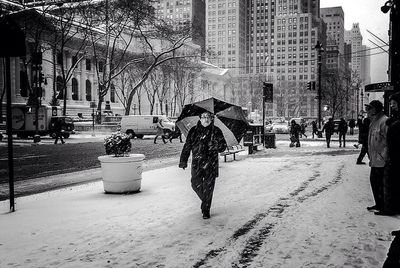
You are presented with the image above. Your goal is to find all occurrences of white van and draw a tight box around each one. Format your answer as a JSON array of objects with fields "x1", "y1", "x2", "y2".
[{"x1": 119, "y1": 115, "x2": 175, "y2": 139}]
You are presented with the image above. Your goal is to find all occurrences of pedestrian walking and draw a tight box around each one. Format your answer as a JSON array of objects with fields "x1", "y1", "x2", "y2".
[
  {"x1": 53, "y1": 118, "x2": 65, "y2": 144},
  {"x1": 154, "y1": 117, "x2": 167, "y2": 144},
  {"x1": 289, "y1": 120, "x2": 301, "y2": 147},
  {"x1": 355, "y1": 117, "x2": 370, "y2": 164},
  {"x1": 348, "y1": 118, "x2": 356, "y2": 135},
  {"x1": 364, "y1": 100, "x2": 388, "y2": 214},
  {"x1": 311, "y1": 120, "x2": 318, "y2": 139},
  {"x1": 169, "y1": 127, "x2": 183, "y2": 143},
  {"x1": 338, "y1": 117, "x2": 348, "y2": 147},
  {"x1": 179, "y1": 111, "x2": 227, "y2": 219},
  {"x1": 300, "y1": 122, "x2": 307, "y2": 138},
  {"x1": 380, "y1": 92, "x2": 400, "y2": 216},
  {"x1": 322, "y1": 118, "x2": 335, "y2": 148}
]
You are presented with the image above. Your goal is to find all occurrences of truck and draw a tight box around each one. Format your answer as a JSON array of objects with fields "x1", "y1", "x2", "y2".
[
  {"x1": 11, "y1": 104, "x2": 75, "y2": 139},
  {"x1": 119, "y1": 115, "x2": 175, "y2": 139}
]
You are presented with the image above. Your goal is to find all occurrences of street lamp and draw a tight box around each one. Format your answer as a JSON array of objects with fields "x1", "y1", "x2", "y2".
[{"x1": 314, "y1": 41, "x2": 324, "y2": 129}]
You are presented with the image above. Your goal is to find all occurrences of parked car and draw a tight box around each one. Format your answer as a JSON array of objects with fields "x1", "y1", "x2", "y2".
[
  {"x1": 271, "y1": 121, "x2": 290, "y2": 134},
  {"x1": 265, "y1": 122, "x2": 273, "y2": 132}
]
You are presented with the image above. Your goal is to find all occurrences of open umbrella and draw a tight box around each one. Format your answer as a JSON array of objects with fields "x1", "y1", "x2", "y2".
[{"x1": 176, "y1": 98, "x2": 249, "y2": 147}]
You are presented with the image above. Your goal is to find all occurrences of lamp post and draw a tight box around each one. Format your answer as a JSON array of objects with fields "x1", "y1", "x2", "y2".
[{"x1": 314, "y1": 41, "x2": 324, "y2": 129}]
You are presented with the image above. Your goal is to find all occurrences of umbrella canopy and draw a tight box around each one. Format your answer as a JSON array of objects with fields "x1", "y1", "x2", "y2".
[{"x1": 176, "y1": 98, "x2": 249, "y2": 147}]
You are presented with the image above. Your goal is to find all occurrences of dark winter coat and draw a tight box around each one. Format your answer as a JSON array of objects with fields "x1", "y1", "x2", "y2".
[
  {"x1": 179, "y1": 121, "x2": 227, "y2": 178},
  {"x1": 387, "y1": 92, "x2": 400, "y2": 165},
  {"x1": 348, "y1": 119, "x2": 356, "y2": 128},
  {"x1": 322, "y1": 120, "x2": 335, "y2": 136},
  {"x1": 383, "y1": 93, "x2": 400, "y2": 213},
  {"x1": 358, "y1": 118, "x2": 370, "y2": 145},
  {"x1": 338, "y1": 119, "x2": 348, "y2": 134},
  {"x1": 290, "y1": 122, "x2": 301, "y2": 138}
]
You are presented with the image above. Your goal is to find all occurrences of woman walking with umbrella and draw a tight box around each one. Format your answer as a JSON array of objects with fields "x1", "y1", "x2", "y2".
[{"x1": 179, "y1": 111, "x2": 227, "y2": 219}]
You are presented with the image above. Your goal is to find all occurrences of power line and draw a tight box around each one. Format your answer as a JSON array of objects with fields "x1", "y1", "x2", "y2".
[{"x1": 209, "y1": 50, "x2": 387, "y2": 70}]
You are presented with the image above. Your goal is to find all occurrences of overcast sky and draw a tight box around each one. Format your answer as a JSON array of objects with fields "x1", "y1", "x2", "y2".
[{"x1": 320, "y1": 0, "x2": 390, "y2": 83}]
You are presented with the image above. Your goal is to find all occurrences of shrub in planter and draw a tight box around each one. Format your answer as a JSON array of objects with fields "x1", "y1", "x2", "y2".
[{"x1": 104, "y1": 132, "x2": 131, "y2": 157}]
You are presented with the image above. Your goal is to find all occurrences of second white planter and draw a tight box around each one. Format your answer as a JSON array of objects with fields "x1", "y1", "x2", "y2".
[{"x1": 98, "y1": 154, "x2": 145, "y2": 194}]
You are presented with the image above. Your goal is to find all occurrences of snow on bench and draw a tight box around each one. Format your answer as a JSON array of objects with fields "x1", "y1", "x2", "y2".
[{"x1": 220, "y1": 144, "x2": 246, "y2": 162}]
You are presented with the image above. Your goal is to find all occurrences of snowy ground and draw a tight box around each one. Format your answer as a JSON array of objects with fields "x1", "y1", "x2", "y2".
[{"x1": 1, "y1": 142, "x2": 399, "y2": 267}]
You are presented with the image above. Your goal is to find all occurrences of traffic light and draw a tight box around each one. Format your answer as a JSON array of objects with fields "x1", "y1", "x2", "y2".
[
  {"x1": 306, "y1": 81, "x2": 316, "y2": 91},
  {"x1": 307, "y1": 81, "x2": 312, "y2": 90}
]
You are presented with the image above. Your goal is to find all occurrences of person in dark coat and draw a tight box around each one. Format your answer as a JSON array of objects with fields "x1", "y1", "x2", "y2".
[
  {"x1": 53, "y1": 118, "x2": 65, "y2": 144},
  {"x1": 289, "y1": 120, "x2": 301, "y2": 147},
  {"x1": 322, "y1": 118, "x2": 335, "y2": 148},
  {"x1": 311, "y1": 120, "x2": 318, "y2": 139},
  {"x1": 169, "y1": 127, "x2": 183, "y2": 143},
  {"x1": 179, "y1": 111, "x2": 227, "y2": 219},
  {"x1": 348, "y1": 118, "x2": 356, "y2": 135},
  {"x1": 338, "y1": 117, "x2": 348, "y2": 147},
  {"x1": 380, "y1": 92, "x2": 400, "y2": 215},
  {"x1": 356, "y1": 117, "x2": 370, "y2": 164}
]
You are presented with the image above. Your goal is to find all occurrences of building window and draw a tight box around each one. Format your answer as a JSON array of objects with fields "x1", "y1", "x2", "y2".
[
  {"x1": 72, "y1": 78, "x2": 79, "y2": 100},
  {"x1": 98, "y1": 61, "x2": 104, "y2": 72},
  {"x1": 86, "y1": 80, "x2": 92, "y2": 101},
  {"x1": 86, "y1": 59, "x2": 91, "y2": 71},
  {"x1": 57, "y1": 51, "x2": 63, "y2": 65}
]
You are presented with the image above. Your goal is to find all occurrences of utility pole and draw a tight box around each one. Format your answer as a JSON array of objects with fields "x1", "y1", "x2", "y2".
[{"x1": 315, "y1": 41, "x2": 324, "y2": 129}]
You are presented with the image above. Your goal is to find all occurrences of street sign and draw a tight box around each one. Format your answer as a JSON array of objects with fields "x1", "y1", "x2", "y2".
[
  {"x1": 90, "y1": 101, "x2": 97, "y2": 109},
  {"x1": 365, "y1": 82, "x2": 393, "y2": 92}
]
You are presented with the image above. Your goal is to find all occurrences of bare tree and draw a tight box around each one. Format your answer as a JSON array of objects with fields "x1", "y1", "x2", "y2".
[
  {"x1": 321, "y1": 67, "x2": 361, "y2": 119},
  {"x1": 45, "y1": 2, "x2": 93, "y2": 115},
  {"x1": 170, "y1": 58, "x2": 202, "y2": 111}
]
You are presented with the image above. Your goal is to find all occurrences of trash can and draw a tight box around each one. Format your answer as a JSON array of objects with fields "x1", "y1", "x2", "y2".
[
  {"x1": 317, "y1": 130, "x2": 323, "y2": 138},
  {"x1": 264, "y1": 133, "x2": 276, "y2": 148}
]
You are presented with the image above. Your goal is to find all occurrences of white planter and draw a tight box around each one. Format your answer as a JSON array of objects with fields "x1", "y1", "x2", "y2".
[{"x1": 98, "y1": 154, "x2": 145, "y2": 193}]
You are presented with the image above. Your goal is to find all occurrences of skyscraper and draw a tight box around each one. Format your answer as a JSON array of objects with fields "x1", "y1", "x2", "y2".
[
  {"x1": 205, "y1": 0, "x2": 247, "y2": 75},
  {"x1": 154, "y1": 0, "x2": 206, "y2": 53},
  {"x1": 320, "y1": 7, "x2": 345, "y2": 72},
  {"x1": 345, "y1": 23, "x2": 363, "y2": 79}
]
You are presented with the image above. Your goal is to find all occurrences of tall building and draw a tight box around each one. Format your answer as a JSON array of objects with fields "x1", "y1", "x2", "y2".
[
  {"x1": 345, "y1": 23, "x2": 363, "y2": 79},
  {"x1": 153, "y1": 0, "x2": 206, "y2": 54},
  {"x1": 155, "y1": 0, "x2": 325, "y2": 118},
  {"x1": 320, "y1": 7, "x2": 345, "y2": 72},
  {"x1": 205, "y1": 0, "x2": 247, "y2": 75},
  {"x1": 345, "y1": 23, "x2": 370, "y2": 115}
]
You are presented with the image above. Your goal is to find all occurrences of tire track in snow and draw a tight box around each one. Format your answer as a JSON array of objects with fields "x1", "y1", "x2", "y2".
[{"x1": 193, "y1": 162, "x2": 346, "y2": 268}]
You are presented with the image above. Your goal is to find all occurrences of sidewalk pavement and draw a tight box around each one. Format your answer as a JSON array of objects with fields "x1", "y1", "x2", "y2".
[{"x1": 1, "y1": 143, "x2": 399, "y2": 267}]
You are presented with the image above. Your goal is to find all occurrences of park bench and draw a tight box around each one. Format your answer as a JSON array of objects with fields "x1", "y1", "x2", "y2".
[{"x1": 220, "y1": 144, "x2": 246, "y2": 162}]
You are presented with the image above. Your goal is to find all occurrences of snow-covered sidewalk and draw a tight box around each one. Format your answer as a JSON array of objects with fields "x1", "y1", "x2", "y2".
[{"x1": 1, "y1": 147, "x2": 399, "y2": 267}]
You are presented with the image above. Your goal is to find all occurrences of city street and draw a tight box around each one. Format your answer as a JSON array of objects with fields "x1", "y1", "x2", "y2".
[
  {"x1": 1, "y1": 139, "x2": 398, "y2": 267},
  {"x1": 0, "y1": 133, "x2": 185, "y2": 200},
  {"x1": 0, "y1": 133, "x2": 359, "y2": 200}
]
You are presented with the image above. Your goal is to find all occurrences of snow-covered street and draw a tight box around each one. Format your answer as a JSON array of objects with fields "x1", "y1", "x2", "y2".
[{"x1": 1, "y1": 143, "x2": 399, "y2": 267}]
